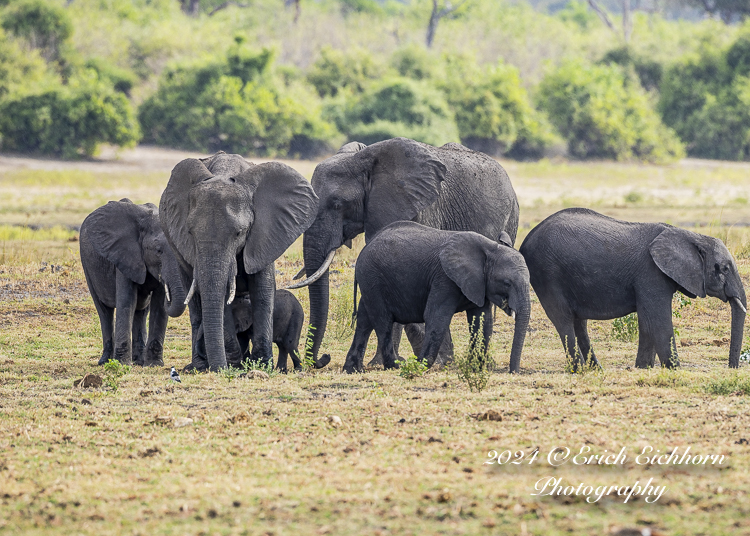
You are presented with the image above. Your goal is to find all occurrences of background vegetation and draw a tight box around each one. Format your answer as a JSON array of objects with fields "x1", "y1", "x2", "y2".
[{"x1": 0, "y1": 0, "x2": 750, "y2": 161}]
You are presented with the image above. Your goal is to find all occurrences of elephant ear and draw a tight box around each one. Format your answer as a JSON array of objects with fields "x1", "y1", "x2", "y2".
[
  {"x1": 86, "y1": 200, "x2": 150, "y2": 284},
  {"x1": 439, "y1": 232, "x2": 488, "y2": 307},
  {"x1": 159, "y1": 158, "x2": 213, "y2": 268},
  {"x1": 498, "y1": 231, "x2": 513, "y2": 248},
  {"x1": 237, "y1": 162, "x2": 319, "y2": 275},
  {"x1": 357, "y1": 138, "x2": 447, "y2": 241},
  {"x1": 649, "y1": 228, "x2": 706, "y2": 298}
]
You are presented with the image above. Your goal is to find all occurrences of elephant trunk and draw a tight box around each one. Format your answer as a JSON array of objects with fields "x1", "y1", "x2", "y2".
[
  {"x1": 508, "y1": 287, "x2": 531, "y2": 374},
  {"x1": 163, "y1": 254, "x2": 187, "y2": 318},
  {"x1": 196, "y1": 252, "x2": 234, "y2": 371},
  {"x1": 303, "y1": 236, "x2": 332, "y2": 368},
  {"x1": 728, "y1": 289, "x2": 747, "y2": 369}
]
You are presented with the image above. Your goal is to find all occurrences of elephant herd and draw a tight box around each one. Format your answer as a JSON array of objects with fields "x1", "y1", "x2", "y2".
[{"x1": 79, "y1": 137, "x2": 747, "y2": 375}]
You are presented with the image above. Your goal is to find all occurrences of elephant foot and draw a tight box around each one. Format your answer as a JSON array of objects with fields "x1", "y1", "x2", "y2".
[
  {"x1": 315, "y1": 354, "x2": 331, "y2": 369},
  {"x1": 183, "y1": 362, "x2": 208, "y2": 373},
  {"x1": 98, "y1": 354, "x2": 112, "y2": 366},
  {"x1": 366, "y1": 353, "x2": 384, "y2": 368},
  {"x1": 113, "y1": 348, "x2": 133, "y2": 366},
  {"x1": 145, "y1": 341, "x2": 164, "y2": 367},
  {"x1": 383, "y1": 359, "x2": 400, "y2": 371}
]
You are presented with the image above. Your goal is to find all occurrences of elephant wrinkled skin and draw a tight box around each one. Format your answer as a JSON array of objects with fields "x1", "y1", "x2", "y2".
[{"x1": 520, "y1": 208, "x2": 747, "y2": 369}]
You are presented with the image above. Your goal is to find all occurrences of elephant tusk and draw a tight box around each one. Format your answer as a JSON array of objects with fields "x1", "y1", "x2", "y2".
[
  {"x1": 164, "y1": 283, "x2": 171, "y2": 303},
  {"x1": 732, "y1": 297, "x2": 747, "y2": 314},
  {"x1": 511, "y1": 310, "x2": 516, "y2": 320},
  {"x1": 292, "y1": 267, "x2": 306, "y2": 280},
  {"x1": 184, "y1": 279, "x2": 197, "y2": 305},
  {"x1": 284, "y1": 249, "x2": 336, "y2": 289},
  {"x1": 227, "y1": 277, "x2": 236, "y2": 305}
]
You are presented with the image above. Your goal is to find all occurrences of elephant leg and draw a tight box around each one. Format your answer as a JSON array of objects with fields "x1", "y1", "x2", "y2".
[
  {"x1": 421, "y1": 294, "x2": 459, "y2": 367},
  {"x1": 545, "y1": 305, "x2": 582, "y2": 371},
  {"x1": 367, "y1": 324, "x2": 403, "y2": 367},
  {"x1": 132, "y1": 308, "x2": 148, "y2": 366},
  {"x1": 406, "y1": 323, "x2": 453, "y2": 366},
  {"x1": 91, "y1": 291, "x2": 115, "y2": 366},
  {"x1": 224, "y1": 303, "x2": 243, "y2": 368},
  {"x1": 113, "y1": 270, "x2": 138, "y2": 365},
  {"x1": 237, "y1": 329, "x2": 251, "y2": 361},
  {"x1": 574, "y1": 318, "x2": 599, "y2": 368},
  {"x1": 187, "y1": 296, "x2": 209, "y2": 372},
  {"x1": 466, "y1": 304, "x2": 493, "y2": 367},
  {"x1": 248, "y1": 266, "x2": 275, "y2": 366},
  {"x1": 343, "y1": 299, "x2": 374, "y2": 374},
  {"x1": 636, "y1": 301, "x2": 678, "y2": 369},
  {"x1": 145, "y1": 288, "x2": 168, "y2": 367},
  {"x1": 276, "y1": 343, "x2": 289, "y2": 373},
  {"x1": 375, "y1": 320, "x2": 398, "y2": 370}
]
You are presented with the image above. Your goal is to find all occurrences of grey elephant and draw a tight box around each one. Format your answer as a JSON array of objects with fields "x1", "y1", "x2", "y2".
[
  {"x1": 343, "y1": 222, "x2": 530, "y2": 374},
  {"x1": 159, "y1": 153, "x2": 318, "y2": 372},
  {"x1": 80, "y1": 199, "x2": 187, "y2": 366},
  {"x1": 290, "y1": 137, "x2": 520, "y2": 368},
  {"x1": 212, "y1": 289, "x2": 305, "y2": 372},
  {"x1": 519, "y1": 208, "x2": 747, "y2": 369}
]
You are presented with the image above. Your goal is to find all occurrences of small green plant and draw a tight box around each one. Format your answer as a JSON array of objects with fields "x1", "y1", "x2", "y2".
[
  {"x1": 241, "y1": 358, "x2": 277, "y2": 377},
  {"x1": 399, "y1": 354, "x2": 428, "y2": 380},
  {"x1": 454, "y1": 315, "x2": 494, "y2": 392},
  {"x1": 612, "y1": 313, "x2": 639, "y2": 342},
  {"x1": 219, "y1": 365, "x2": 246, "y2": 381},
  {"x1": 103, "y1": 359, "x2": 130, "y2": 392},
  {"x1": 301, "y1": 325, "x2": 317, "y2": 370},
  {"x1": 672, "y1": 293, "x2": 692, "y2": 339}
]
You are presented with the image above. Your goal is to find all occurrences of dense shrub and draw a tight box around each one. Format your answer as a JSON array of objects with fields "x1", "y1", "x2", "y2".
[
  {"x1": 600, "y1": 46, "x2": 664, "y2": 92},
  {"x1": 1, "y1": 0, "x2": 72, "y2": 60},
  {"x1": 659, "y1": 35, "x2": 750, "y2": 160},
  {"x1": 329, "y1": 76, "x2": 460, "y2": 146},
  {"x1": 84, "y1": 58, "x2": 138, "y2": 96},
  {"x1": 307, "y1": 46, "x2": 385, "y2": 98},
  {"x1": 0, "y1": 75, "x2": 140, "y2": 158},
  {"x1": 442, "y1": 60, "x2": 557, "y2": 159},
  {"x1": 539, "y1": 60, "x2": 684, "y2": 162},
  {"x1": 0, "y1": 28, "x2": 52, "y2": 99},
  {"x1": 139, "y1": 46, "x2": 339, "y2": 157}
]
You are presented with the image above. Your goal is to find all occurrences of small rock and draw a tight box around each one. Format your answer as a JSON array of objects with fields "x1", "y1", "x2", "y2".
[
  {"x1": 241, "y1": 370, "x2": 269, "y2": 380},
  {"x1": 475, "y1": 409, "x2": 502, "y2": 422},
  {"x1": 173, "y1": 417, "x2": 193, "y2": 428},
  {"x1": 140, "y1": 446, "x2": 161, "y2": 458},
  {"x1": 228, "y1": 411, "x2": 251, "y2": 424},
  {"x1": 151, "y1": 416, "x2": 172, "y2": 426},
  {"x1": 80, "y1": 399, "x2": 92, "y2": 405},
  {"x1": 74, "y1": 373, "x2": 103, "y2": 389},
  {"x1": 437, "y1": 490, "x2": 453, "y2": 503},
  {"x1": 328, "y1": 415, "x2": 343, "y2": 427}
]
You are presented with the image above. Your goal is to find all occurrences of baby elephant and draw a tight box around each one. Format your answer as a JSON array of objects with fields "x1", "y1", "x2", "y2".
[
  {"x1": 520, "y1": 208, "x2": 747, "y2": 369},
  {"x1": 80, "y1": 199, "x2": 187, "y2": 366},
  {"x1": 343, "y1": 221, "x2": 531, "y2": 373},
  {"x1": 200, "y1": 290, "x2": 305, "y2": 372}
]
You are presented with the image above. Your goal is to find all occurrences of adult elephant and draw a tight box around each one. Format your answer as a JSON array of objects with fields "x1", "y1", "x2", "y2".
[
  {"x1": 160, "y1": 153, "x2": 318, "y2": 372},
  {"x1": 80, "y1": 199, "x2": 187, "y2": 366},
  {"x1": 290, "y1": 137, "x2": 520, "y2": 367},
  {"x1": 520, "y1": 208, "x2": 747, "y2": 369}
]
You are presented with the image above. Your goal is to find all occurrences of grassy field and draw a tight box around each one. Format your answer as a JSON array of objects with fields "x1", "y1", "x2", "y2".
[{"x1": 1, "y1": 148, "x2": 750, "y2": 535}]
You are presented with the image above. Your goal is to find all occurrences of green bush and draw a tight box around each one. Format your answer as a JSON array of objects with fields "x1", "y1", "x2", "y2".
[
  {"x1": 0, "y1": 28, "x2": 52, "y2": 100},
  {"x1": 1, "y1": 0, "x2": 72, "y2": 60},
  {"x1": 84, "y1": 58, "x2": 138, "y2": 96},
  {"x1": 600, "y1": 46, "x2": 664, "y2": 92},
  {"x1": 331, "y1": 76, "x2": 460, "y2": 146},
  {"x1": 307, "y1": 46, "x2": 385, "y2": 98},
  {"x1": 139, "y1": 46, "x2": 339, "y2": 157},
  {"x1": 0, "y1": 74, "x2": 140, "y2": 158},
  {"x1": 659, "y1": 34, "x2": 750, "y2": 160},
  {"x1": 538, "y1": 60, "x2": 684, "y2": 163},
  {"x1": 442, "y1": 60, "x2": 557, "y2": 159}
]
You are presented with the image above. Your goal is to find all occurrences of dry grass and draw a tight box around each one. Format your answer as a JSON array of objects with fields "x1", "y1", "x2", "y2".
[{"x1": 1, "y1": 151, "x2": 750, "y2": 534}]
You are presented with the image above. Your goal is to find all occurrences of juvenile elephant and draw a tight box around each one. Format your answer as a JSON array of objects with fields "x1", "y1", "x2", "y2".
[
  {"x1": 519, "y1": 208, "x2": 747, "y2": 369},
  {"x1": 201, "y1": 289, "x2": 305, "y2": 372},
  {"x1": 343, "y1": 222, "x2": 531, "y2": 374},
  {"x1": 160, "y1": 153, "x2": 318, "y2": 372},
  {"x1": 291, "y1": 138, "x2": 520, "y2": 368},
  {"x1": 80, "y1": 199, "x2": 187, "y2": 366}
]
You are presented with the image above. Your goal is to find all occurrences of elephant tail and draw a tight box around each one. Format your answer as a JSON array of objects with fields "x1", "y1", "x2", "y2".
[{"x1": 350, "y1": 276, "x2": 358, "y2": 329}]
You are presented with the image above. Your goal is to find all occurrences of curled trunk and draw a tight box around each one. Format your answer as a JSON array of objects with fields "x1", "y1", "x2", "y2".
[{"x1": 729, "y1": 292, "x2": 747, "y2": 368}]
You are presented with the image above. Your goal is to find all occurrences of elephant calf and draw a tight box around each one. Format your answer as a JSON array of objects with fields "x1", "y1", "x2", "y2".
[
  {"x1": 197, "y1": 290, "x2": 305, "y2": 372},
  {"x1": 343, "y1": 221, "x2": 531, "y2": 373},
  {"x1": 519, "y1": 208, "x2": 747, "y2": 369},
  {"x1": 80, "y1": 199, "x2": 187, "y2": 366}
]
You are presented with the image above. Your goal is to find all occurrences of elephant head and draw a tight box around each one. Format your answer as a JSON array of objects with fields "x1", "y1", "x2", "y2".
[
  {"x1": 85, "y1": 199, "x2": 187, "y2": 317},
  {"x1": 291, "y1": 138, "x2": 447, "y2": 364},
  {"x1": 439, "y1": 232, "x2": 531, "y2": 373},
  {"x1": 649, "y1": 227, "x2": 747, "y2": 367},
  {"x1": 159, "y1": 153, "x2": 318, "y2": 371}
]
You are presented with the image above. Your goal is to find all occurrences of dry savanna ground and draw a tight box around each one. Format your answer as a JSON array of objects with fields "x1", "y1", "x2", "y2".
[{"x1": 1, "y1": 148, "x2": 750, "y2": 535}]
